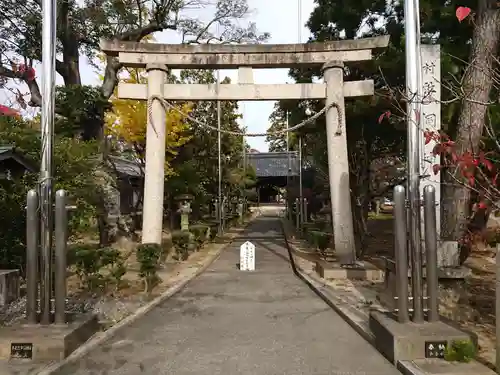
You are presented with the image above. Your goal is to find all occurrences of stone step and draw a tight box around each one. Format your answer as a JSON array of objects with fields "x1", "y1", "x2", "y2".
[{"x1": 398, "y1": 359, "x2": 495, "y2": 375}]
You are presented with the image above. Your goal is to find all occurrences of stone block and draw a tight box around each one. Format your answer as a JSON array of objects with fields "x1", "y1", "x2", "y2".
[
  {"x1": 437, "y1": 241, "x2": 459, "y2": 268},
  {"x1": 377, "y1": 259, "x2": 471, "y2": 311},
  {"x1": 398, "y1": 358, "x2": 495, "y2": 375},
  {"x1": 378, "y1": 259, "x2": 471, "y2": 312},
  {"x1": 0, "y1": 270, "x2": 20, "y2": 306},
  {"x1": 436, "y1": 266, "x2": 471, "y2": 279},
  {"x1": 315, "y1": 260, "x2": 384, "y2": 281},
  {"x1": 0, "y1": 313, "x2": 99, "y2": 361},
  {"x1": 369, "y1": 310, "x2": 472, "y2": 364}
]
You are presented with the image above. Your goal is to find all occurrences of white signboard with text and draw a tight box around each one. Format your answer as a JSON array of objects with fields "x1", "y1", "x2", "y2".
[{"x1": 240, "y1": 241, "x2": 255, "y2": 271}]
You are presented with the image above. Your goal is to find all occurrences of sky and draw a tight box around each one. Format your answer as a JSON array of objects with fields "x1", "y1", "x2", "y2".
[{"x1": 1, "y1": 0, "x2": 316, "y2": 152}]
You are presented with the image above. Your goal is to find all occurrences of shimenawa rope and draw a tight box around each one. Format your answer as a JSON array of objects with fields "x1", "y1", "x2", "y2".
[{"x1": 147, "y1": 95, "x2": 344, "y2": 137}]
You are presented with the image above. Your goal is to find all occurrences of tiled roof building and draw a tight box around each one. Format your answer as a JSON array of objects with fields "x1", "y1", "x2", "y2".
[{"x1": 247, "y1": 152, "x2": 299, "y2": 177}]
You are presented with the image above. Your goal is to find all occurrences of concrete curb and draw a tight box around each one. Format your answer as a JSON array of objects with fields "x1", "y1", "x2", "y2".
[
  {"x1": 279, "y1": 219, "x2": 376, "y2": 345},
  {"x1": 36, "y1": 214, "x2": 259, "y2": 375},
  {"x1": 397, "y1": 360, "x2": 427, "y2": 375}
]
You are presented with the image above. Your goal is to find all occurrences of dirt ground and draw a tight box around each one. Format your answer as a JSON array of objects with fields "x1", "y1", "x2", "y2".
[{"x1": 64, "y1": 235, "x2": 227, "y2": 329}]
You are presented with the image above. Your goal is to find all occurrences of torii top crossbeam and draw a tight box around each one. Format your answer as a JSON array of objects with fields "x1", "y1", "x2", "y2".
[{"x1": 99, "y1": 36, "x2": 389, "y2": 69}]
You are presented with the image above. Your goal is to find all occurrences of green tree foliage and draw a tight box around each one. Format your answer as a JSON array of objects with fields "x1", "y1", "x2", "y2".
[
  {"x1": 0, "y1": 0, "x2": 268, "y2": 243},
  {"x1": 165, "y1": 70, "x2": 254, "y2": 217},
  {"x1": 0, "y1": 68, "x2": 256, "y2": 274},
  {"x1": 0, "y1": 0, "x2": 269, "y2": 136},
  {"x1": 268, "y1": 0, "x2": 500, "y2": 260},
  {"x1": 0, "y1": 115, "x2": 100, "y2": 271},
  {"x1": 265, "y1": 0, "x2": 490, "y2": 256}
]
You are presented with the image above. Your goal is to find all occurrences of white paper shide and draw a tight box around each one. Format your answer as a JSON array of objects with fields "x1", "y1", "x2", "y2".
[{"x1": 239, "y1": 241, "x2": 255, "y2": 271}]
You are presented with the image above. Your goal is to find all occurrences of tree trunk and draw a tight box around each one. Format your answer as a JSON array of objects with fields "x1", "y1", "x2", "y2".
[
  {"x1": 348, "y1": 136, "x2": 371, "y2": 258},
  {"x1": 58, "y1": 1, "x2": 81, "y2": 86},
  {"x1": 442, "y1": 0, "x2": 500, "y2": 263}
]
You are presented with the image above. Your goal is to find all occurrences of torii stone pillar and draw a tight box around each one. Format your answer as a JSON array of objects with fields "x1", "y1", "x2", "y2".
[
  {"x1": 142, "y1": 63, "x2": 168, "y2": 244},
  {"x1": 323, "y1": 61, "x2": 356, "y2": 264}
]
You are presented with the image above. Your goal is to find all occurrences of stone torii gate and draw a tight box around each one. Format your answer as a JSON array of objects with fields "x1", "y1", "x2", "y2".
[{"x1": 101, "y1": 36, "x2": 389, "y2": 264}]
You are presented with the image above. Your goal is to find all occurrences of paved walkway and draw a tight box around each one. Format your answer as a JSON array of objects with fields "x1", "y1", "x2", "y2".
[{"x1": 56, "y1": 215, "x2": 400, "y2": 375}]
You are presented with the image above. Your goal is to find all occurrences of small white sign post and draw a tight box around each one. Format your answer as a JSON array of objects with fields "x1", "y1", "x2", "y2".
[{"x1": 240, "y1": 241, "x2": 255, "y2": 271}]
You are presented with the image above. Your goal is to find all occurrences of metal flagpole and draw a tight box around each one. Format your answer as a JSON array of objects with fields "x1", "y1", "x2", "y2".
[
  {"x1": 241, "y1": 99, "x2": 246, "y2": 209},
  {"x1": 297, "y1": 0, "x2": 303, "y2": 224},
  {"x1": 242, "y1": 132, "x2": 246, "y2": 175},
  {"x1": 242, "y1": 126, "x2": 246, "y2": 185},
  {"x1": 242, "y1": 126, "x2": 246, "y2": 209},
  {"x1": 414, "y1": 0, "x2": 426, "y2": 244},
  {"x1": 215, "y1": 22, "x2": 223, "y2": 234},
  {"x1": 40, "y1": 0, "x2": 57, "y2": 325},
  {"x1": 415, "y1": 0, "x2": 423, "y2": 117},
  {"x1": 299, "y1": 136, "x2": 303, "y2": 225},
  {"x1": 242, "y1": 103, "x2": 246, "y2": 177},
  {"x1": 286, "y1": 111, "x2": 291, "y2": 220},
  {"x1": 298, "y1": 0, "x2": 302, "y2": 42},
  {"x1": 404, "y1": 0, "x2": 424, "y2": 323},
  {"x1": 217, "y1": 69, "x2": 222, "y2": 234}
]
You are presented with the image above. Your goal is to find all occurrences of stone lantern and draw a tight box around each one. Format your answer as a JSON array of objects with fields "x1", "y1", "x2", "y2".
[{"x1": 175, "y1": 194, "x2": 194, "y2": 231}]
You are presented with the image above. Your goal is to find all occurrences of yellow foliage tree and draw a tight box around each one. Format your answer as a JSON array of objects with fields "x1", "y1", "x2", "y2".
[{"x1": 105, "y1": 69, "x2": 192, "y2": 177}]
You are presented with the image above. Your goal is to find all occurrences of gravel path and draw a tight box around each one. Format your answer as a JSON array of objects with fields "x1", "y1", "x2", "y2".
[{"x1": 54, "y1": 216, "x2": 400, "y2": 375}]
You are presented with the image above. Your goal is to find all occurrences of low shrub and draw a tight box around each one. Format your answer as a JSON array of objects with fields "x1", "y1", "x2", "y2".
[
  {"x1": 202, "y1": 220, "x2": 219, "y2": 241},
  {"x1": 70, "y1": 244, "x2": 101, "y2": 290},
  {"x1": 160, "y1": 239, "x2": 173, "y2": 262},
  {"x1": 100, "y1": 247, "x2": 127, "y2": 290},
  {"x1": 313, "y1": 220, "x2": 330, "y2": 231},
  {"x1": 307, "y1": 230, "x2": 331, "y2": 251},
  {"x1": 171, "y1": 230, "x2": 193, "y2": 260},
  {"x1": 301, "y1": 222, "x2": 320, "y2": 234},
  {"x1": 70, "y1": 244, "x2": 127, "y2": 291},
  {"x1": 227, "y1": 214, "x2": 238, "y2": 227},
  {"x1": 209, "y1": 224, "x2": 218, "y2": 240},
  {"x1": 136, "y1": 243, "x2": 163, "y2": 293},
  {"x1": 231, "y1": 213, "x2": 240, "y2": 225},
  {"x1": 190, "y1": 224, "x2": 210, "y2": 249},
  {"x1": 444, "y1": 340, "x2": 476, "y2": 363}
]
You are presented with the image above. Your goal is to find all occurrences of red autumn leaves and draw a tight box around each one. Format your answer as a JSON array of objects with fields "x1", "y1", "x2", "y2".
[
  {"x1": 12, "y1": 64, "x2": 36, "y2": 82},
  {"x1": 426, "y1": 130, "x2": 496, "y2": 189},
  {"x1": 377, "y1": 111, "x2": 496, "y2": 193},
  {"x1": 0, "y1": 104, "x2": 20, "y2": 117},
  {"x1": 0, "y1": 64, "x2": 36, "y2": 117},
  {"x1": 377, "y1": 110, "x2": 391, "y2": 124},
  {"x1": 455, "y1": 6, "x2": 471, "y2": 22}
]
